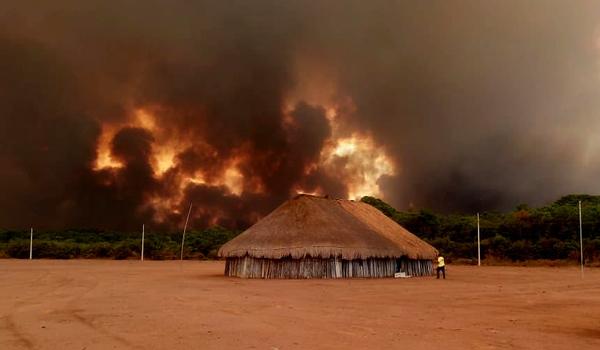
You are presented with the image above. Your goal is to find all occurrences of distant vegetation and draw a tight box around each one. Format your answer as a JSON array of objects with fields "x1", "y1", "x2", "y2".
[
  {"x1": 0, "y1": 226, "x2": 240, "y2": 260},
  {"x1": 2, "y1": 194, "x2": 600, "y2": 264},
  {"x1": 361, "y1": 194, "x2": 600, "y2": 264}
]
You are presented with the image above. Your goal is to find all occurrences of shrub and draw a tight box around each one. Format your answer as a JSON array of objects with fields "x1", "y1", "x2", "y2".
[
  {"x1": 506, "y1": 240, "x2": 534, "y2": 261},
  {"x1": 81, "y1": 242, "x2": 113, "y2": 258},
  {"x1": 34, "y1": 241, "x2": 80, "y2": 259},
  {"x1": 7, "y1": 240, "x2": 30, "y2": 258},
  {"x1": 112, "y1": 240, "x2": 141, "y2": 260}
]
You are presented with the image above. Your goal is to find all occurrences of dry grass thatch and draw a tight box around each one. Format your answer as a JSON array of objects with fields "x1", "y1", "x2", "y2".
[{"x1": 218, "y1": 195, "x2": 438, "y2": 260}]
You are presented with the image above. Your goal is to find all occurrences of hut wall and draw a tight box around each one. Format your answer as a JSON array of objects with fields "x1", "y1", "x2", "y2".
[{"x1": 224, "y1": 256, "x2": 433, "y2": 279}]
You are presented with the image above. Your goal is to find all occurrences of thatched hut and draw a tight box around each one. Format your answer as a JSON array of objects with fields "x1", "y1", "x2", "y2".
[{"x1": 218, "y1": 194, "x2": 438, "y2": 278}]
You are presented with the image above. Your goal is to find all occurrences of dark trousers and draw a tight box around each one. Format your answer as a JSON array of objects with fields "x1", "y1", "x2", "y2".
[{"x1": 436, "y1": 266, "x2": 445, "y2": 279}]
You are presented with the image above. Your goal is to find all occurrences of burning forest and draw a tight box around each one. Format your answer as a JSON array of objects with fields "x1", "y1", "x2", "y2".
[{"x1": 2, "y1": 1, "x2": 600, "y2": 230}]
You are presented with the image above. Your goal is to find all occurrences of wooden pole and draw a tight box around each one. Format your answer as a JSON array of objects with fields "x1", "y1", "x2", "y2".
[
  {"x1": 579, "y1": 200, "x2": 584, "y2": 278},
  {"x1": 141, "y1": 224, "x2": 145, "y2": 261},
  {"x1": 180, "y1": 203, "x2": 193, "y2": 261},
  {"x1": 29, "y1": 227, "x2": 33, "y2": 260},
  {"x1": 477, "y1": 213, "x2": 481, "y2": 266}
]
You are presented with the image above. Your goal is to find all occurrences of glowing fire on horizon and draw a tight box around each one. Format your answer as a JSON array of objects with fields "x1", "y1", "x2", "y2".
[
  {"x1": 321, "y1": 134, "x2": 395, "y2": 200},
  {"x1": 94, "y1": 124, "x2": 123, "y2": 170},
  {"x1": 92, "y1": 98, "x2": 396, "y2": 224}
]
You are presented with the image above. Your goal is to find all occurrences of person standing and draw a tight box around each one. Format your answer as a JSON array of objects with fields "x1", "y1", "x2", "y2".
[{"x1": 436, "y1": 255, "x2": 446, "y2": 279}]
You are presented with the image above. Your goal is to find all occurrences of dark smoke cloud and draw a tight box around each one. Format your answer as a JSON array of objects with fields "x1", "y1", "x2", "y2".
[
  {"x1": 305, "y1": 1, "x2": 600, "y2": 211},
  {"x1": 1, "y1": 1, "x2": 600, "y2": 229}
]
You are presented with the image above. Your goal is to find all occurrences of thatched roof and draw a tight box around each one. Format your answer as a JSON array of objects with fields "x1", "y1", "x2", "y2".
[{"x1": 218, "y1": 195, "x2": 438, "y2": 260}]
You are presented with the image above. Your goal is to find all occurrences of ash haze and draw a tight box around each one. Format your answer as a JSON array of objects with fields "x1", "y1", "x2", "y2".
[{"x1": 1, "y1": 1, "x2": 600, "y2": 230}]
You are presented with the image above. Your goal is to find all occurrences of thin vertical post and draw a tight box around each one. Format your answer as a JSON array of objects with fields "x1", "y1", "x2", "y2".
[
  {"x1": 141, "y1": 224, "x2": 145, "y2": 261},
  {"x1": 29, "y1": 227, "x2": 33, "y2": 260},
  {"x1": 579, "y1": 200, "x2": 584, "y2": 278},
  {"x1": 477, "y1": 213, "x2": 481, "y2": 266},
  {"x1": 180, "y1": 203, "x2": 193, "y2": 261}
]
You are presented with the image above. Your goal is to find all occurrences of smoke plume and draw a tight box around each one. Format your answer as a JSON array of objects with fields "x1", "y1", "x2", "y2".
[{"x1": 2, "y1": 1, "x2": 600, "y2": 229}]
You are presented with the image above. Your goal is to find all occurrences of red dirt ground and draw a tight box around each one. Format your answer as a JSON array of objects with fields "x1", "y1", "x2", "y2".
[{"x1": 1, "y1": 260, "x2": 599, "y2": 349}]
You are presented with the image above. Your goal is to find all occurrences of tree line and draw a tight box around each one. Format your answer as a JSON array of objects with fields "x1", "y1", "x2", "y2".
[
  {"x1": 2, "y1": 194, "x2": 599, "y2": 263},
  {"x1": 0, "y1": 226, "x2": 240, "y2": 260},
  {"x1": 361, "y1": 194, "x2": 600, "y2": 264}
]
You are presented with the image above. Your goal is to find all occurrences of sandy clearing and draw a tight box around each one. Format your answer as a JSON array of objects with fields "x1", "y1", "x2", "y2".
[{"x1": 1, "y1": 260, "x2": 599, "y2": 349}]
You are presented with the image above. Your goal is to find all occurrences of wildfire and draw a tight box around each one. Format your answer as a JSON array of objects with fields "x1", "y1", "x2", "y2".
[
  {"x1": 135, "y1": 108, "x2": 157, "y2": 131},
  {"x1": 93, "y1": 86, "x2": 397, "y2": 225},
  {"x1": 94, "y1": 108, "x2": 159, "y2": 171},
  {"x1": 285, "y1": 64, "x2": 396, "y2": 200},
  {"x1": 154, "y1": 149, "x2": 176, "y2": 175},
  {"x1": 94, "y1": 124, "x2": 123, "y2": 170},
  {"x1": 320, "y1": 134, "x2": 395, "y2": 199},
  {"x1": 222, "y1": 166, "x2": 244, "y2": 195}
]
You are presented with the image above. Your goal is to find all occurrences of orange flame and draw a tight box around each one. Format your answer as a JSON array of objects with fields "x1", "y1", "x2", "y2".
[
  {"x1": 321, "y1": 133, "x2": 395, "y2": 199},
  {"x1": 93, "y1": 76, "x2": 397, "y2": 224},
  {"x1": 94, "y1": 124, "x2": 123, "y2": 170}
]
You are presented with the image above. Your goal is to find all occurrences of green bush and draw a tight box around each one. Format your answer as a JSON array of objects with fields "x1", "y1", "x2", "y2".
[
  {"x1": 7, "y1": 240, "x2": 30, "y2": 258},
  {"x1": 81, "y1": 242, "x2": 113, "y2": 258},
  {"x1": 34, "y1": 241, "x2": 81, "y2": 259},
  {"x1": 142, "y1": 234, "x2": 179, "y2": 260},
  {"x1": 185, "y1": 226, "x2": 239, "y2": 257},
  {"x1": 505, "y1": 240, "x2": 534, "y2": 261},
  {"x1": 487, "y1": 235, "x2": 510, "y2": 259},
  {"x1": 113, "y1": 240, "x2": 140, "y2": 260}
]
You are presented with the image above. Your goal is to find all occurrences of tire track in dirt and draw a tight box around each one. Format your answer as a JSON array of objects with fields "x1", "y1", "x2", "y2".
[
  {"x1": 3, "y1": 316, "x2": 35, "y2": 349},
  {"x1": 2, "y1": 266, "x2": 139, "y2": 350},
  {"x1": 2, "y1": 267, "x2": 56, "y2": 350},
  {"x1": 67, "y1": 310, "x2": 140, "y2": 349},
  {"x1": 47, "y1": 270, "x2": 142, "y2": 349}
]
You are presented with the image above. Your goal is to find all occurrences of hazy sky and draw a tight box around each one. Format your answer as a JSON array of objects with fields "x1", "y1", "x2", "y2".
[{"x1": 2, "y1": 1, "x2": 600, "y2": 229}]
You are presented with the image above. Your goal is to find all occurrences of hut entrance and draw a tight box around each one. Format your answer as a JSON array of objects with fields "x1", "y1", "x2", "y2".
[{"x1": 395, "y1": 257, "x2": 434, "y2": 276}]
